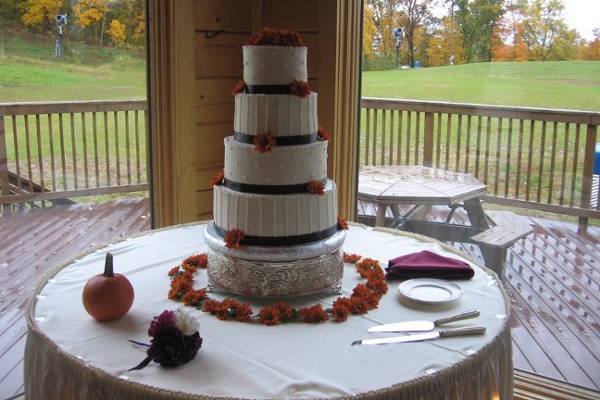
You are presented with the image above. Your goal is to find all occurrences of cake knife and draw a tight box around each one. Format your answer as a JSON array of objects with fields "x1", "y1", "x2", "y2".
[
  {"x1": 367, "y1": 310, "x2": 480, "y2": 333},
  {"x1": 352, "y1": 326, "x2": 486, "y2": 346}
]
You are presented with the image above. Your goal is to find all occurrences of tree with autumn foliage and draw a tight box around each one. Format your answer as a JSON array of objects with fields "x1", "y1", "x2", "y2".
[
  {"x1": 13, "y1": 0, "x2": 145, "y2": 48},
  {"x1": 517, "y1": 0, "x2": 580, "y2": 60},
  {"x1": 579, "y1": 28, "x2": 600, "y2": 61},
  {"x1": 107, "y1": 19, "x2": 126, "y2": 46},
  {"x1": 428, "y1": 17, "x2": 465, "y2": 66},
  {"x1": 21, "y1": 0, "x2": 66, "y2": 32},
  {"x1": 73, "y1": 0, "x2": 108, "y2": 45},
  {"x1": 398, "y1": 0, "x2": 434, "y2": 68}
]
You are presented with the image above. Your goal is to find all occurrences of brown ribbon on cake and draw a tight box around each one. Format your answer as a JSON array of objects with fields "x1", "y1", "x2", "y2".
[
  {"x1": 223, "y1": 178, "x2": 327, "y2": 195},
  {"x1": 234, "y1": 131, "x2": 317, "y2": 146},
  {"x1": 213, "y1": 224, "x2": 339, "y2": 246},
  {"x1": 246, "y1": 84, "x2": 291, "y2": 94}
]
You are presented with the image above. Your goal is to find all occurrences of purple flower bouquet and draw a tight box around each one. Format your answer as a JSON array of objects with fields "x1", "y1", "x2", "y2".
[{"x1": 130, "y1": 309, "x2": 203, "y2": 370}]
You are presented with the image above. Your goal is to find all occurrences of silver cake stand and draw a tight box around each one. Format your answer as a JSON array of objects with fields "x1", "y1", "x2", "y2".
[{"x1": 204, "y1": 222, "x2": 346, "y2": 297}]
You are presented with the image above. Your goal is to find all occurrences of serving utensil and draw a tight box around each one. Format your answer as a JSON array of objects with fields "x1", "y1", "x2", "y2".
[
  {"x1": 352, "y1": 326, "x2": 486, "y2": 346},
  {"x1": 368, "y1": 310, "x2": 480, "y2": 333}
]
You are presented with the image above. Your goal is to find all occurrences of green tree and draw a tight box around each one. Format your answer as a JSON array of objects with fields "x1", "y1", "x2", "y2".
[
  {"x1": 455, "y1": 0, "x2": 504, "y2": 62},
  {"x1": 0, "y1": 0, "x2": 26, "y2": 26},
  {"x1": 520, "y1": 0, "x2": 570, "y2": 60},
  {"x1": 398, "y1": 0, "x2": 434, "y2": 67}
]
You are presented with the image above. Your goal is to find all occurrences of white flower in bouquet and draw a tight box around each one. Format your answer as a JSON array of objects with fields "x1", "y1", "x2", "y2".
[{"x1": 175, "y1": 308, "x2": 199, "y2": 336}]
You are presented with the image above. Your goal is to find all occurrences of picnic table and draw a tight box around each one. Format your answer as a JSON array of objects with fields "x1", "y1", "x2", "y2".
[{"x1": 358, "y1": 165, "x2": 532, "y2": 274}]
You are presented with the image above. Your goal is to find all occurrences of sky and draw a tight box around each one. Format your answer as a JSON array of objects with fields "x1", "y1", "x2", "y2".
[
  {"x1": 431, "y1": 0, "x2": 600, "y2": 41},
  {"x1": 562, "y1": 0, "x2": 599, "y2": 40}
]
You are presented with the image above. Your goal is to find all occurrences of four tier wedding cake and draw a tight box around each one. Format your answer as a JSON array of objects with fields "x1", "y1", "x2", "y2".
[{"x1": 205, "y1": 28, "x2": 346, "y2": 297}]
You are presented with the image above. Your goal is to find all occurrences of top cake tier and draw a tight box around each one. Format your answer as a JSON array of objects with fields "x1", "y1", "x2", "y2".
[{"x1": 243, "y1": 46, "x2": 307, "y2": 86}]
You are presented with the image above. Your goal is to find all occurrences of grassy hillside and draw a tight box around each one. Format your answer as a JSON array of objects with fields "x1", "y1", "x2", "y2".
[
  {"x1": 362, "y1": 61, "x2": 600, "y2": 111},
  {"x1": 0, "y1": 30, "x2": 146, "y2": 102}
]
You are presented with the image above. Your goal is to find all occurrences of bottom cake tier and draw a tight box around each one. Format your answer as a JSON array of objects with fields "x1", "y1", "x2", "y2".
[{"x1": 204, "y1": 222, "x2": 345, "y2": 297}]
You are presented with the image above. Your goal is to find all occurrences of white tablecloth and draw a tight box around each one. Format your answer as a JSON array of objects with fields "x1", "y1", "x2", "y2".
[{"x1": 25, "y1": 223, "x2": 512, "y2": 400}]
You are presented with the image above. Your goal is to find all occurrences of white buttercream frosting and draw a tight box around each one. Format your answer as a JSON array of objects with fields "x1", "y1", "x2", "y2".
[
  {"x1": 214, "y1": 180, "x2": 338, "y2": 237},
  {"x1": 243, "y1": 46, "x2": 308, "y2": 86},
  {"x1": 223, "y1": 136, "x2": 328, "y2": 186},
  {"x1": 234, "y1": 93, "x2": 318, "y2": 137}
]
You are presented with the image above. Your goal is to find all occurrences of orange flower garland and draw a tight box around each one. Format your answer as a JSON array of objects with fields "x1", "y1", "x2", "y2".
[
  {"x1": 254, "y1": 132, "x2": 275, "y2": 153},
  {"x1": 167, "y1": 252, "x2": 388, "y2": 326},
  {"x1": 307, "y1": 180, "x2": 325, "y2": 195},
  {"x1": 343, "y1": 252, "x2": 361, "y2": 263}
]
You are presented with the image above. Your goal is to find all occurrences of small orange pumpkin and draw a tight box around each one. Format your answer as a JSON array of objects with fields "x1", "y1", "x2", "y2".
[{"x1": 82, "y1": 253, "x2": 134, "y2": 321}]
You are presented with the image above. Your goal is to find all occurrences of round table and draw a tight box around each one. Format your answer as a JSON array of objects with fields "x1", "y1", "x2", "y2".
[{"x1": 25, "y1": 223, "x2": 512, "y2": 400}]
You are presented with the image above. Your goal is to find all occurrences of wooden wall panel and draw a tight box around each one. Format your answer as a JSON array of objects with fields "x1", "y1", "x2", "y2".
[
  {"x1": 193, "y1": 0, "x2": 252, "y2": 32},
  {"x1": 195, "y1": 33, "x2": 245, "y2": 79},
  {"x1": 262, "y1": 0, "x2": 319, "y2": 32},
  {"x1": 150, "y1": 0, "x2": 361, "y2": 224},
  {"x1": 196, "y1": 78, "x2": 238, "y2": 105}
]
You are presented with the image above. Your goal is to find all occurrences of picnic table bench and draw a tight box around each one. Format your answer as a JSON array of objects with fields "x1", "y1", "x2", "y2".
[{"x1": 357, "y1": 165, "x2": 533, "y2": 275}]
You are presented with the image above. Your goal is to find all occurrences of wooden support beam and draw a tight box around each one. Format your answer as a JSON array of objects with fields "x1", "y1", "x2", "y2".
[
  {"x1": 326, "y1": 0, "x2": 362, "y2": 221},
  {"x1": 148, "y1": 0, "x2": 196, "y2": 227},
  {"x1": 578, "y1": 123, "x2": 598, "y2": 232}
]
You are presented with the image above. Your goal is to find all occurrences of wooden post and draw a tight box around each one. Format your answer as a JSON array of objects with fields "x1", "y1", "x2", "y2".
[
  {"x1": 0, "y1": 115, "x2": 10, "y2": 212},
  {"x1": 423, "y1": 111, "x2": 434, "y2": 167},
  {"x1": 579, "y1": 123, "x2": 598, "y2": 233}
]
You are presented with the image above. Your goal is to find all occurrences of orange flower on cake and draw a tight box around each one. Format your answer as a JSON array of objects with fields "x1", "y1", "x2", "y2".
[
  {"x1": 210, "y1": 170, "x2": 224, "y2": 187},
  {"x1": 337, "y1": 217, "x2": 349, "y2": 230},
  {"x1": 307, "y1": 180, "x2": 325, "y2": 195},
  {"x1": 289, "y1": 80, "x2": 311, "y2": 98},
  {"x1": 246, "y1": 27, "x2": 305, "y2": 47},
  {"x1": 317, "y1": 126, "x2": 331, "y2": 141},
  {"x1": 224, "y1": 229, "x2": 245, "y2": 249},
  {"x1": 231, "y1": 79, "x2": 247, "y2": 95},
  {"x1": 254, "y1": 132, "x2": 275, "y2": 153}
]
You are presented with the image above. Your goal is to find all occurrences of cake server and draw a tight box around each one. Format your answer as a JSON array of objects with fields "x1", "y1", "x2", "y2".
[
  {"x1": 352, "y1": 326, "x2": 486, "y2": 346},
  {"x1": 367, "y1": 310, "x2": 480, "y2": 333}
]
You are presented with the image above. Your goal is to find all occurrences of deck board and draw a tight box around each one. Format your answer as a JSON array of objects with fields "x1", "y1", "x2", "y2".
[
  {"x1": 2, "y1": 198, "x2": 599, "y2": 395},
  {"x1": 0, "y1": 198, "x2": 150, "y2": 399},
  {"x1": 358, "y1": 200, "x2": 600, "y2": 392}
]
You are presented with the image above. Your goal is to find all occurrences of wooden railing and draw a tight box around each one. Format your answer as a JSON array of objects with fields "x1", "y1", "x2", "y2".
[
  {"x1": 0, "y1": 100, "x2": 148, "y2": 210},
  {"x1": 360, "y1": 98, "x2": 600, "y2": 230}
]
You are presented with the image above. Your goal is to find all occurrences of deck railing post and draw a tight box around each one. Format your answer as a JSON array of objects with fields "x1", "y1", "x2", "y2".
[
  {"x1": 579, "y1": 123, "x2": 598, "y2": 233},
  {"x1": 0, "y1": 114, "x2": 10, "y2": 213},
  {"x1": 423, "y1": 111, "x2": 434, "y2": 167}
]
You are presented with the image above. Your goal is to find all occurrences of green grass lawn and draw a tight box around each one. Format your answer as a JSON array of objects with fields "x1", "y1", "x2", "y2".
[
  {"x1": 359, "y1": 62, "x2": 600, "y2": 219},
  {"x1": 0, "y1": 30, "x2": 146, "y2": 101},
  {"x1": 0, "y1": 30, "x2": 148, "y2": 204},
  {"x1": 362, "y1": 61, "x2": 600, "y2": 111}
]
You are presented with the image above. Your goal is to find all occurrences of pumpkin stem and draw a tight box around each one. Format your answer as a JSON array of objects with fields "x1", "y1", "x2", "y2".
[{"x1": 104, "y1": 253, "x2": 114, "y2": 277}]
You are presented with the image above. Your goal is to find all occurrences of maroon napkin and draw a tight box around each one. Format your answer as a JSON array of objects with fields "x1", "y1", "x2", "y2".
[{"x1": 386, "y1": 250, "x2": 474, "y2": 280}]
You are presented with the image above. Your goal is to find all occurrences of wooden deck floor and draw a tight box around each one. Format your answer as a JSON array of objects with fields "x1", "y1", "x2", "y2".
[
  {"x1": 358, "y1": 200, "x2": 600, "y2": 392},
  {"x1": 1, "y1": 199, "x2": 599, "y2": 397},
  {"x1": 0, "y1": 198, "x2": 150, "y2": 400}
]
